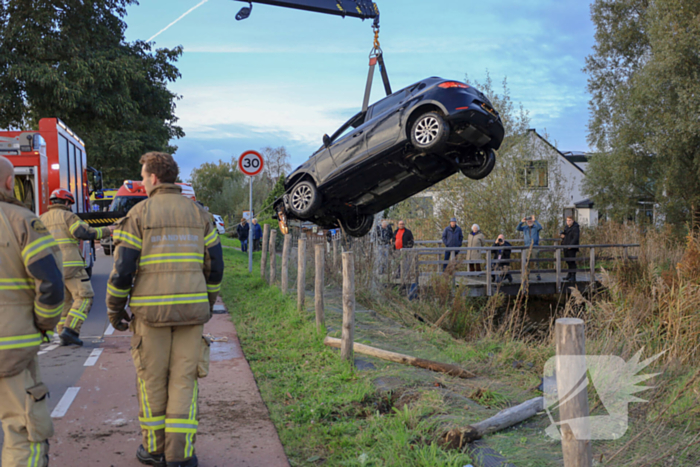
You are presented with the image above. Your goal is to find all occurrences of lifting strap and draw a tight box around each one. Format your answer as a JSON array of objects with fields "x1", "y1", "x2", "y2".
[{"x1": 362, "y1": 24, "x2": 392, "y2": 112}]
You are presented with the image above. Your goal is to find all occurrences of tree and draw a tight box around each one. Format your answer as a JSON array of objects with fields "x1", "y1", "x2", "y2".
[
  {"x1": 584, "y1": 0, "x2": 700, "y2": 225},
  {"x1": 261, "y1": 146, "x2": 292, "y2": 182},
  {"x1": 189, "y1": 146, "x2": 292, "y2": 221},
  {"x1": 0, "y1": 0, "x2": 184, "y2": 185},
  {"x1": 429, "y1": 75, "x2": 571, "y2": 238},
  {"x1": 260, "y1": 174, "x2": 286, "y2": 219},
  {"x1": 189, "y1": 159, "x2": 244, "y2": 218}
]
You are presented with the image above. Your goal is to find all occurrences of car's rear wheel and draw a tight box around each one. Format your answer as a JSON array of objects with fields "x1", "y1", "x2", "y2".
[
  {"x1": 340, "y1": 212, "x2": 374, "y2": 237},
  {"x1": 461, "y1": 148, "x2": 496, "y2": 180},
  {"x1": 103, "y1": 245, "x2": 112, "y2": 256},
  {"x1": 410, "y1": 111, "x2": 449, "y2": 153},
  {"x1": 289, "y1": 180, "x2": 321, "y2": 219}
]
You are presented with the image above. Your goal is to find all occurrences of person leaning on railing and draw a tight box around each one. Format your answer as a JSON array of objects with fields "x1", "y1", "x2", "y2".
[{"x1": 491, "y1": 234, "x2": 513, "y2": 283}]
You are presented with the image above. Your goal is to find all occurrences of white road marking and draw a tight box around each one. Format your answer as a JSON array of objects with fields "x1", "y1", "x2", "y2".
[
  {"x1": 38, "y1": 344, "x2": 60, "y2": 356},
  {"x1": 84, "y1": 348, "x2": 104, "y2": 367},
  {"x1": 51, "y1": 387, "x2": 80, "y2": 418},
  {"x1": 105, "y1": 324, "x2": 115, "y2": 335}
]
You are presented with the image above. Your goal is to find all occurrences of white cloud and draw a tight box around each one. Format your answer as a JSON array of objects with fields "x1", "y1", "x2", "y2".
[{"x1": 174, "y1": 83, "x2": 357, "y2": 146}]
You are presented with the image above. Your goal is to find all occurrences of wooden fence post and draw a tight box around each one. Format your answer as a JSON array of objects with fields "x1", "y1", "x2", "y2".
[
  {"x1": 450, "y1": 250, "x2": 456, "y2": 292},
  {"x1": 340, "y1": 251, "x2": 355, "y2": 362},
  {"x1": 315, "y1": 244, "x2": 325, "y2": 333},
  {"x1": 555, "y1": 248, "x2": 562, "y2": 293},
  {"x1": 555, "y1": 318, "x2": 592, "y2": 467},
  {"x1": 261, "y1": 224, "x2": 270, "y2": 281},
  {"x1": 485, "y1": 249, "x2": 492, "y2": 296},
  {"x1": 280, "y1": 234, "x2": 292, "y2": 294},
  {"x1": 297, "y1": 238, "x2": 307, "y2": 312},
  {"x1": 268, "y1": 229, "x2": 277, "y2": 285},
  {"x1": 521, "y1": 248, "x2": 527, "y2": 285},
  {"x1": 589, "y1": 248, "x2": 596, "y2": 288},
  {"x1": 332, "y1": 238, "x2": 338, "y2": 268}
]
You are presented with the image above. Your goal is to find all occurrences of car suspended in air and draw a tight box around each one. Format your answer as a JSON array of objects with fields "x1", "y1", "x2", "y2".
[{"x1": 274, "y1": 77, "x2": 505, "y2": 237}]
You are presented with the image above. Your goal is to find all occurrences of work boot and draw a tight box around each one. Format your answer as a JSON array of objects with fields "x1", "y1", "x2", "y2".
[
  {"x1": 167, "y1": 455, "x2": 198, "y2": 467},
  {"x1": 137, "y1": 445, "x2": 166, "y2": 467},
  {"x1": 59, "y1": 328, "x2": 83, "y2": 347}
]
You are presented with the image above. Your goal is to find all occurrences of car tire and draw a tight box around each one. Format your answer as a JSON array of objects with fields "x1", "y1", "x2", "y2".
[
  {"x1": 103, "y1": 245, "x2": 111, "y2": 256},
  {"x1": 289, "y1": 180, "x2": 321, "y2": 219},
  {"x1": 410, "y1": 111, "x2": 449, "y2": 153},
  {"x1": 461, "y1": 148, "x2": 496, "y2": 180},
  {"x1": 341, "y1": 213, "x2": 374, "y2": 237}
]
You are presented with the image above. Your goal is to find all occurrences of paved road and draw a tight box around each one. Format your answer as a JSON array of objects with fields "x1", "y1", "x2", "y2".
[{"x1": 0, "y1": 248, "x2": 114, "y2": 464}]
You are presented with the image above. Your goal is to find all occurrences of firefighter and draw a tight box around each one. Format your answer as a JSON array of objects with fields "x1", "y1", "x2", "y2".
[
  {"x1": 40, "y1": 188, "x2": 114, "y2": 346},
  {"x1": 106, "y1": 152, "x2": 224, "y2": 467},
  {"x1": 0, "y1": 156, "x2": 64, "y2": 467}
]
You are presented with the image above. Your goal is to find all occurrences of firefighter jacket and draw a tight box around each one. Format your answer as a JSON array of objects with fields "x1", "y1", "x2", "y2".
[
  {"x1": 40, "y1": 204, "x2": 111, "y2": 279},
  {"x1": 0, "y1": 192, "x2": 65, "y2": 378},
  {"x1": 106, "y1": 184, "x2": 224, "y2": 327}
]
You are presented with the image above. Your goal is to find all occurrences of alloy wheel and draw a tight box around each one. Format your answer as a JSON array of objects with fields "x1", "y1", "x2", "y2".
[
  {"x1": 414, "y1": 116, "x2": 440, "y2": 146},
  {"x1": 291, "y1": 184, "x2": 313, "y2": 212}
]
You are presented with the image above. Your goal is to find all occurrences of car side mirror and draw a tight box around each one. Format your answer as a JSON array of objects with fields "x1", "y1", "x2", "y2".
[{"x1": 323, "y1": 134, "x2": 331, "y2": 147}]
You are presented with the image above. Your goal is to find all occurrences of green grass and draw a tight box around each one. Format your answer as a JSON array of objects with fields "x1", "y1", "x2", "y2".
[
  {"x1": 219, "y1": 244, "x2": 700, "y2": 466},
  {"x1": 220, "y1": 236, "x2": 241, "y2": 248},
  {"x1": 220, "y1": 247, "x2": 473, "y2": 467}
]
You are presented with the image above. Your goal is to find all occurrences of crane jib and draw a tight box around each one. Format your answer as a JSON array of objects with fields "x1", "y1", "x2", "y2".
[{"x1": 232, "y1": 0, "x2": 379, "y2": 20}]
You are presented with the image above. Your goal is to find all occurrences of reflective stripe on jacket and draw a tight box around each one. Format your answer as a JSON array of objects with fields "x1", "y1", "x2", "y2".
[
  {"x1": 40, "y1": 204, "x2": 111, "y2": 278},
  {"x1": 0, "y1": 193, "x2": 64, "y2": 377},
  {"x1": 106, "y1": 184, "x2": 224, "y2": 326}
]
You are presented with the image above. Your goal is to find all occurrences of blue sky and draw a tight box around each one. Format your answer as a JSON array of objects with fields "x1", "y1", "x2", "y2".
[{"x1": 123, "y1": 0, "x2": 596, "y2": 179}]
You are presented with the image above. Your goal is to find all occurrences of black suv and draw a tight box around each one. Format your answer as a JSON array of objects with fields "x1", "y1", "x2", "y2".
[{"x1": 275, "y1": 77, "x2": 504, "y2": 237}]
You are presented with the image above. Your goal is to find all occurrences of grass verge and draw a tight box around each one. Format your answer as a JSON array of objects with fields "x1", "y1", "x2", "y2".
[{"x1": 220, "y1": 246, "x2": 474, "y2": 467}]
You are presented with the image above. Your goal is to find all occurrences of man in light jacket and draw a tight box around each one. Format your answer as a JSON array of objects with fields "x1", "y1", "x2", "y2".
[{"x1": 516, "y1": 215, "x2": 543, "y2": 281}]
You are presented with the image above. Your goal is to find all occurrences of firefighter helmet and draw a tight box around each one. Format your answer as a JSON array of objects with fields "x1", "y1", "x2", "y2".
[{"x1": 50, "y1": 188, "x2": 75, "y2": 205}]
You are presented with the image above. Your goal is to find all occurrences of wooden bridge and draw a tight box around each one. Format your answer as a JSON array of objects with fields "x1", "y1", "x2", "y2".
[{"x1": 384, "y1": 239, "x2": 640, "y2": 297}]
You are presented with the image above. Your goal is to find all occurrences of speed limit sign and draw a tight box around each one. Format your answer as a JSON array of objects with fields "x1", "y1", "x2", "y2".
[{"x1": 238, "y1": 150, "x2": 264, "y2": 176}]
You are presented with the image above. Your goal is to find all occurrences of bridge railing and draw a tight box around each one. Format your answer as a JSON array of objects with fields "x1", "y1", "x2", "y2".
[{"x1": 386, "y1": 243, "x2": 640, "y2": 296}]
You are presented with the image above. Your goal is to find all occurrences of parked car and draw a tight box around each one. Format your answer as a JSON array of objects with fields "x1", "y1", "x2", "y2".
[
  {"x1": 101, "y1": 180, "x2": 198, "y2": 254},
  {"x1": 213, "y1": 214, "x2": 226, "y2": 235},
  {"x1": 274, "y1": 77, "x2": 504, "y2": 237}
]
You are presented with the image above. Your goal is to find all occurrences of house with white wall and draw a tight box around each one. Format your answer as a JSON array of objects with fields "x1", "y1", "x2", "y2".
[
  {"x1": 401, "y1": 129, "x2": 598, "y2": 226},
  {"x1": 527, "y1": 129, "x2": 598, "y2": 226}
]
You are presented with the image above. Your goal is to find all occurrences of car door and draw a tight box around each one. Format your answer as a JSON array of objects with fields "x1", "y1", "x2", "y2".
[
  {"x1": 312, "y1": 147, "x2": 336, "y2": 184},
  {"x1": 364, "y1": 88, "x2": 410, "y2": 157},
  {"x1": 323, "y1": 112, "x2": 369, "y2": 182}
]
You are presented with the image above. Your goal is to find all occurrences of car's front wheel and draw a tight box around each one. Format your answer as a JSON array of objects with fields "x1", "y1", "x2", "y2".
[
  {"x1": 340, "y1": 212, "x2": 374, "y2": 237},
  {"x1": 410, "y1": 111, "x2": 449, "y2": 153},
  {"x1": 289, "y1": 180, "x2": 321, "y2": 219},
  {"x1": 461, "y1": 148, "x2": 496, "y2": 180}
]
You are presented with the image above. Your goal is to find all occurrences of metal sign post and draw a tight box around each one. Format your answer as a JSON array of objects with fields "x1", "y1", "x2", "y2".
[
  {"x1": 248, "y1": 176, "x2": 253, "y2": 272},
  {"x1": 238, "y1": 150, "x2": 265, "y2": 273}
]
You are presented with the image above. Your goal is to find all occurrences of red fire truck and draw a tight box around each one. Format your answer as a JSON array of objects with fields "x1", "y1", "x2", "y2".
[{"x1": 0, "y1": 118, "x2": 94, "y2": 215}]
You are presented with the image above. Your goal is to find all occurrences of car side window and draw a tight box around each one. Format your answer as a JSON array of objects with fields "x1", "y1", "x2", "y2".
[
  {"x1": 330, "y1": 112, "x2": 367, "y2": 143},
  {"x1": 369, "y1": 89, "x2": 408, "y2": 119}
]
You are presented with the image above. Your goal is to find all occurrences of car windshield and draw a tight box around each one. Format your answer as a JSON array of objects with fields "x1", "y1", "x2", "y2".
[{"x1": 110, "y1": 195, "x2": 147, "y2": 213}]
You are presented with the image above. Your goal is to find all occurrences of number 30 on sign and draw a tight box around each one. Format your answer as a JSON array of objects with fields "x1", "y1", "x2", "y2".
[{"x1": 238, "y1": 150, "x2": 264, "y2": 176}]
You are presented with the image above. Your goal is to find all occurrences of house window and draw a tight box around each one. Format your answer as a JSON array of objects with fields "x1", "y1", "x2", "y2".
[{"x1": 521, "y1": 161, "x2": 548, "y2": 188}]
